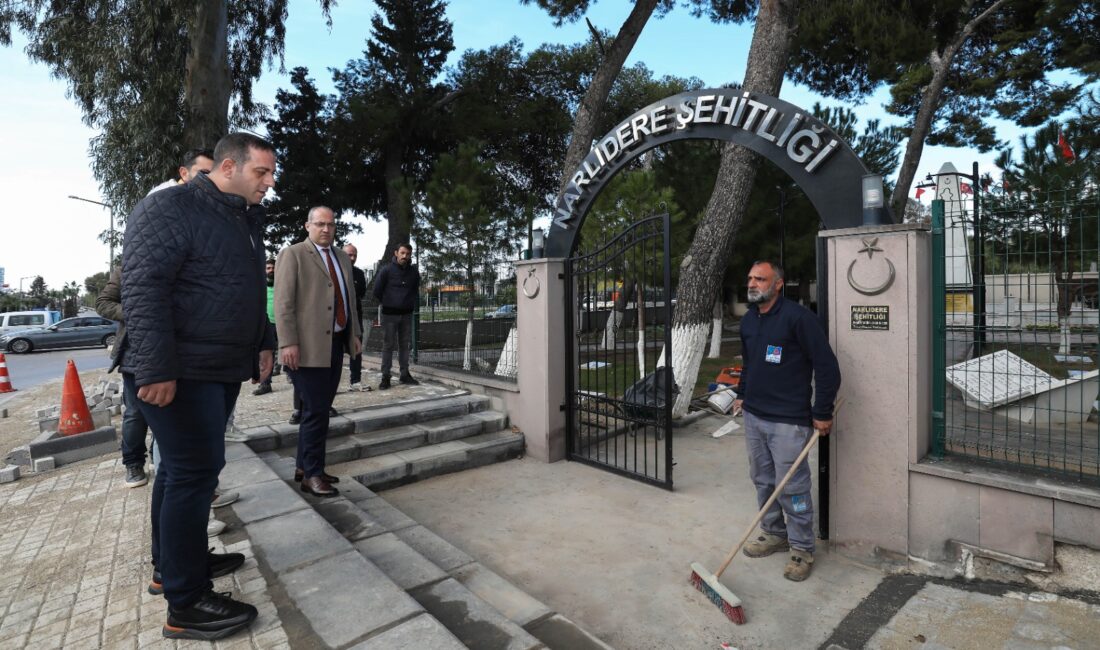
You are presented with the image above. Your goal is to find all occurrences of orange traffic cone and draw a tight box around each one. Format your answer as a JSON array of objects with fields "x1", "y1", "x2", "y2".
[
  {"x1": 0, "y1": 352, "x2": 15, "y2": 393},
  {"x1": 58, "y1": 359, "x2": 94, "y2": 436}
]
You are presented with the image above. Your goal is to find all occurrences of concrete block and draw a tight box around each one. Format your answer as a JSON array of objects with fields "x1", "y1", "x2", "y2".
[
  {"x1": 333, "y1": 476, "x2": 376, "y2": 504},
  {"x1": 350, "y1": 454, "x2": 409, "y2": 488},
  {"x1": 525, "y1": 614, "x2": 614, "y2": 650},
  {"x1": 418, "y1": 415, "x2": 484, "y2": 444},
  {"x1": 32, "y1": 457, "x2": 56, "y2": 472},
  {"x1": 218, "y1": 457, "x2": 281, "y2": 491},
  {"x1": 8, "y1": 446, "x2": 30, "y2": 466},
  {"x1": 407, "y1": 397, "x2": 470, "y2": 423},
  {"x1": 223, "y1": 442, "x2": 257, "y2": 463},
  {"x1": 472, "y1": 411, "x2": 507, "y2": 432},
  {"x1": 324, "y1": 438, "x2": 361, "y2": 465},
  {"x1": 357, "y1": 496, "x2": 417, "y2": 532},
  {"x1": 36, "y1": 407, "x2": 50, "y2": 418},
  {"x1": 353, "y1": 532, "x2": 448, "y2": 590},
  {"x1": 313, "y1": 498, "x2": 388, "y2": 542},
  {"x1": 979, "y1": 485, "x2": 1054, "y2": 564},
  {"x1": 453, "y1": 563, "x2": 551, "y2": 627},
  {"x1": 29, "y1": 426, "x2": 117, "y2": 466},
  {"x1": 231, "y1": 478, "x2": 309, "y2": 524},
  {"x1": 395, "y1": 524, "x2": 474, "y2": 572},
  {"x1": 282, "y1": 550, "x2": 422, "y2": 648},
  {"x1": 464, "y1": 432, "x2": 525, "y2": 466},
  {"x1": 92, "y1": 409, "x2": 111, "y2": 428},
  {"x1": 354, "y1": 426, "x2": 426, "y2": 457},
  {"x1": 242, "y1": 426, "x2": 279, "y2": 452},
  {"x1": 109, "y1": 405, "x2": 121, "y2": 416},
  {"x1": 1, "y1": 464, "x2": 20, "y2": 483},
  {"x1": 350, "y1": 405, "x2": 414, "y2": 433},
  {"x1": 455, "y1": 393, "x2": 492, "y2": 413},
  {"x1": 327, "y1": 415, "x2": 354, "y2": 437},
  {"x1": 410, "y1": 578, "x2": 541, "y2": 650},
  {"x1": 266, "y1": 455, "x2": 297, "y2": 481},
  {"x1": 0, "y1": 407, "x2": 7, "y2": 418},
  {"x1": 908, "y1": 472, "x2": 979, "y2": 561},
  {"x1": 247, "y1": 508, "x2": 348, "y2": 573},
  {"x1": 348, "y1": 613, "x2": 465, "y2": 650},
  {"x1": 1054, "y1": 501, "x2": 1100, "y2": 550}
]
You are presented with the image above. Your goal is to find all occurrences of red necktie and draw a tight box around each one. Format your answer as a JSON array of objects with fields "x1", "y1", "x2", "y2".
[{"x1": 324, "y1": 248, "x2": 347, "y2": 328}]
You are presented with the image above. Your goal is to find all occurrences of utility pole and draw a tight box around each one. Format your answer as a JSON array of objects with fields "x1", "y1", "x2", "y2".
[{"x1": 68, "y1": 195, "x2": 115, "y2": 271}]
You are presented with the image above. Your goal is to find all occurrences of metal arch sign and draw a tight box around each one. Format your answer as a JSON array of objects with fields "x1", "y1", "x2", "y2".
[{"x1": 546, "y1": 88, "x2": 875, "y2": 258}]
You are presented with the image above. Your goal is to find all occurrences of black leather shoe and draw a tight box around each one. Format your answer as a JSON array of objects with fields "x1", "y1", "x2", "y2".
[
  {"x1": 288, "y1": 411, "x2": 301, "y2": 425},
  {"x1": 294, "y1": 468, "x2": 339, "y2": 483},
  {"x1": 163, "y1": 590, "x2": 257, "y2": 640},
  {"x1": 149, "y1": 550, "x2": 245, "y2": 595},
  {"x1": 399, "y1": 375, "x2": 420, "y2": 386},
  {"x1": 300, "y1": 475, "x2": 339, "y2": 497}
]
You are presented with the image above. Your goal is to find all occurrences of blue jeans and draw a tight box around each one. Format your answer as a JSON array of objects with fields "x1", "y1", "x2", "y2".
[
  {"x1": 120, "y1": 379, "x2": 149, "y2": 468},
  {"x1": 743, "y1": 410, "x2": 816, "y2": 553},
  {"x1": 125, "y1": 374, "x2": 239, "y2": 608}
]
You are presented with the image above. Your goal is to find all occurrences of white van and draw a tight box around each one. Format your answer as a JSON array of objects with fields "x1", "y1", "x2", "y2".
[{"x1": 0, "y1": 311, "x2": 58, "y2": 334}]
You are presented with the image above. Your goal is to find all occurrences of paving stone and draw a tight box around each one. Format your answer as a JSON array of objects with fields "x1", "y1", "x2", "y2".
[
  {"x1": 348, "y1": 454, "x2": 409, "y2": 488},
  {"x1": 312, "y1": 497, "x2": 388, "y2": 541},
  {"x1": 267, "y1": 456, "x2": 297, "y2": 481},
  {"x1": 32, "y1": 456, "x2": 56, "y2": 472},
  {"x1": 353, "y1": 425, "x2": 427, "y2": 457},
  {"x1": 453, "y1": 563, "x2": 552, "y2": 627},
  {"x1": 357, "y1": 496, "x2": 417, "y2": 532},
  {"x1": 464, "y1": 432, "x2": 525, "y2": 466},
  {"x1": 455, "y1": 394, "x2": 491, "y2": 413},
  {"x1": 246, "y1": 508, "x2": 348, "y2": 573},
  {"x1": 350, "y1": 405, "x2": 415, "y2": 433},
  {"x1": 353, "y1": 532, "x2": 448, "y2": 590},
  {"x1": 410, "y1": 578, "x2": 541, "y2": 650},
  {"x1": 472, "y1": 410, "x2": 508, "y2": 432},
  {"x1": 223, "y1": 442, "x2": 258, "y2": 463},
  {"x1": 1, "y1": 464, "x2": 21, "y2": 483},
  {"x1": 242, "y1": 426, "x2": 279, "y2": 452},
  {"x1": 396, "y1": 442, "x2": 470, "y2": 480},
  {"x1": 327, "y1": 415, "x2": 354, "y2": 437},
  {"x1": 218, "y1": 457, "x2": 281, "y2": 491},
  {"x1": 405, "y1": 397, "x2": 471, "y2": 422},
  {"x1": 348, "y1": 612, "x2": 466, "y2": 650},
  {"x1": 230, "y1": 478, "x2": 309, "y2": 524},
  {"x1": 418, "y1": 414, "x2": 486, "y2": 444},
  {"x1": 324, "y1": 438, "x2": 362, "y2": 465},
  {"x1": 525, "y1": 614, "x2": 615, "y2": 650},
  {"x1": 281, "y1": 550, "x2": 421, "y2": 648},
  {"x1": 394, "y1": 524, "x2": 474, "y2": 572},
  {"x1": 332, "y1": 476, "x2": 376, "y2": 503}
]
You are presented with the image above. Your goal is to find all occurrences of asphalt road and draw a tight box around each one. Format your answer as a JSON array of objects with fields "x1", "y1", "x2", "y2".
[{"x1": 1, "y1": 346, "x2": 113, "y2": 393}]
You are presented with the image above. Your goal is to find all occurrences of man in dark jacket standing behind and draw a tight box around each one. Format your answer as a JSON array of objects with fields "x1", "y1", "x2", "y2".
[
  {"x1": 373, "y1": 243, "x2": 420, "y2": 389},
  {"x1": 122, "y1": 132, "x2": 276, "y2": 641}
]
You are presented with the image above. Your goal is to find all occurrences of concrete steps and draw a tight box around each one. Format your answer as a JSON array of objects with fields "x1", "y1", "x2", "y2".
[{"x1": 220, "y1": 440, "x2": 612, "y2": 649}]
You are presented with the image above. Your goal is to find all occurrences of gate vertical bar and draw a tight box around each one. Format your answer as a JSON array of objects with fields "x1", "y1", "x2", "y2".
[
  {"x1": 564, "y1": 257, "x2": 576, "y2": 459},
  {"x1": 931, "y1": 199, "x2": 946, "y2": 457},
  {"x1": 815, "y1": 234, "x2": 830, "y2": 540},
  {"x1": 662, "y1": 212, "x2": 674, "y2": 487}
]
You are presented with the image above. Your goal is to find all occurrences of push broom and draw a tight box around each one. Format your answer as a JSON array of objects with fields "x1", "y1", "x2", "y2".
[{"x1": 690, "y1": 398, "x2": 843, "y2": 624}]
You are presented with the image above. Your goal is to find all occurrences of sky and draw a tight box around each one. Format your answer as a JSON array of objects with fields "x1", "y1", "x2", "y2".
[{"x1": 0, "y1": 0, "x2": 1055, "y2": 291}]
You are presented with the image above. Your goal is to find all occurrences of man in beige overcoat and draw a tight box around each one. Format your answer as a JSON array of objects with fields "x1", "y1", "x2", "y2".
[{"x1": 274, "y1": 206, "x2": 361, "y2": 496}]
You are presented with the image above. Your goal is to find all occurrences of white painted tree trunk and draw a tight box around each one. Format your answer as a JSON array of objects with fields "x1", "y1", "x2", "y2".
[
  {"x1": 603, "y1": 310, "x2": 623, "y2": 350},
  {"x1": 707, "y1": 299, "x2": 723, "y2": 359},
  {"x1": 670, "y1": 322, "x2": 710, "y2": 418},
  {"x1": 636, "y1": 285, "x2": 646, "y2": 376},
  {"x1": 1058, "y1": 317, "x2": 1071, "y2": 355},
  {"x1": 463, "y1": 319, "x2": 474, "y2": 371},
  {"x1": 495, "y1": 326, "x2": 518, "y2": 379}
]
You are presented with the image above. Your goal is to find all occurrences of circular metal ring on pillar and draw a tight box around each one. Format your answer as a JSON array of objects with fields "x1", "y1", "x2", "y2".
[{"x1": 522, "y1": 268, "x2": 541, "y2": 299}]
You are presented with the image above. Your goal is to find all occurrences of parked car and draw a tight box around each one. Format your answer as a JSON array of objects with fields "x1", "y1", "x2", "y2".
[
  {"x1": 0, "y1": 310, "x2": 61, "y2": 334},
  {"x1": 0, "y1": 316, "x2": 118, "y2": 353},
  {"x1": 484, "y1": 304, "x2": 517, "y2": 319}
]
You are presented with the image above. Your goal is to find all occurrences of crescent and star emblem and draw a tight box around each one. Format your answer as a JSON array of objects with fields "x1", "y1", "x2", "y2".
[{"x1": 847, "y1": 237, "x2": 896, "y2": 296}]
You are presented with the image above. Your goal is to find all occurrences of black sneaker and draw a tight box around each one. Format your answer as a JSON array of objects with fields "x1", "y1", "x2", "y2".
[
  {"x1": 252, "y1": 383, "x2": 272, "y2": 396},
  {"x1": 288, "y1": 411, "x2": 301, "y2": 425},
  {"x1": 149, "y1": 550, "x2": 245, "y2": 595},
  {"x1": 163, "y1": 590, "x2": 257, "y2": 640},
  {"x1": 125, "y1": 464, "x2": 148, "y2": 488},
  {"x1": 399, "y1": 375, "x2": 420, "y2": 386},
  {"x1": 379, "y1": 376, "x2": 391, "y2": 390}
]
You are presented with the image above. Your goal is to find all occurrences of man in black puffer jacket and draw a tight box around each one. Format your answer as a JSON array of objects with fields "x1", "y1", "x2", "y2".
[
  {"x1": 122, "y1": 132, "x2": 276, "y2": 641},
  {"x1": 373, "y1": 243, "x2": 420, "y2": 389}
]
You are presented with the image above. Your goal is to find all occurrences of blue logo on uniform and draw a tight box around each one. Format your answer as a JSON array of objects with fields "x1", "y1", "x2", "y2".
[{"x1": 765, "y1": 345, "x2": 782, "y2": 363}]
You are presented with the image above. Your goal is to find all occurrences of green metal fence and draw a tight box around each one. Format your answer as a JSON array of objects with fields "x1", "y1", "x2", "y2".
[{"x1": 931, "y1": 182, "x2": 1100, "y2": 482}]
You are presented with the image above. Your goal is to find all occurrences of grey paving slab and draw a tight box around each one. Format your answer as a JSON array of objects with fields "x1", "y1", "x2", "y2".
[
  {"x1": 393, "y1": 524, "x2": 474, "y2": 572},
  {"x1": 418, "y1": 414, "x2": 485, "y2": 444},
  {"x1": 357, "y1": 496, "x2": 417, "y2": 532},
  {"x1": 472, "y1": 410, "x2": 507, "y2": 432},
  {"x1": 312, "y1": 497, "x2": 389, "y2": 541},
  {"x1": 247, "y1": 508, "x2": 348, "y2": 573},
  {"x1": 394, "y1": 441, "x2": 469, "y2": 463},
  {"x1": 525, "y1": 614, "x2": 614, "y2": 650},
  {"x1": 324, "y1": 437, "x2": 361, "y2": 465},
  {"x1": 218, "y1": 457, "x2": 281, "y2": 491},
  {"x1": 267, "y1": 456, "x2": 297, "y2": 481},
  {"x1": 353, "y1": 532, "x2": 448, "y2": 590},
  {"x1": 353, "y1": 425, "x2": 427, "y2": 457},
  {"x1": 281, "y1": 550, "x2": 421, "y2": 648},
  {"x1": 454, "y1": 562, "x2": 552, "y2": 627},
  {"x1": 410, "y1": 577, "x2": 542, "y2": 650},
  {"x1": 349, "y1": 612, "x2": 466, "y2": 650},
  {"x1": 229, "y1": 478, "x2": 309, "y2": 524},
  {"x1": 404, "y1": 398, "x2": 470, "y2": 422},
  {"x1": 333, "y1": 476, "x2": 376, "y2": 503},
  {"x1": 339, "y1": 453, "x2": 409, "y2": 487},
  {"x1": 350, "y1": 405, "x2": 415, "y2": 433},
  {"x1": 224, "y1": 441, "x2": 258, "y2": 462}
]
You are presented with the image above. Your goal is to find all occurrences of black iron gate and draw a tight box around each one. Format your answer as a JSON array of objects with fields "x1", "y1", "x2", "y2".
[{"x1": 564, "y1": 214, "x2": 674, "y2": 489}]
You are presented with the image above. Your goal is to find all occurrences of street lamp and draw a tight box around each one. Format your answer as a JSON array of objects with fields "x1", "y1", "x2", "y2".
[
  {"x1": 68, "y1": 195, "x2": 115, "y2": 271},
  {"x1": 861, "y1": 174, "x2": 890, "y2": 226}
]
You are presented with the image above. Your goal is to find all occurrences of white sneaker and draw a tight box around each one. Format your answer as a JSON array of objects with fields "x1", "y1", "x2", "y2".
[
  {"x1": 350, "y1": 382, "x2": 363, "y2": 392},
  {"x1": 207, "y1": 518, "x2": 227, "y2": 537},
  {"x1": 212, "y1": 490, "x2": 239, "y2": 508}
]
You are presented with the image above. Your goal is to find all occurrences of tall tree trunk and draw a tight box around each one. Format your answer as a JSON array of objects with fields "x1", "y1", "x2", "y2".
[
  {"x1": 183, "y1": 0, "x2": 230, "y2": 149},
  {"x1": 383, "y1": 140, "x2": 411, "y2": 266},
  {"x1": 557, "y1": 0, "x2": 659, "y2": 193},
  {"x1": 603, "y1": 276, "x2": 635, "y2": 349},
  {"x1": 707, "y1": 296, "x2": 723, "y2": 358},
  {"x1": 889, "y1": 0, "x2": 1011, "y2": 218},
  {"x1": 669, "y1": 0, "x2": 799, "y2": 417}
]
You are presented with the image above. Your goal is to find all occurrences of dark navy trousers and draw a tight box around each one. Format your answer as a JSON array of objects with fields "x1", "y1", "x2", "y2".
[
  {"x1": 125, "y1": 374, "x2": 239, "y2": 609},
  {"x1": 291, "y1": 333, "x2": 345, "y2": 478}
]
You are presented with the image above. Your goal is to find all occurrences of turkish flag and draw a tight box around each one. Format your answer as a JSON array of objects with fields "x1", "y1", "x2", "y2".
[
  {"x1": 1058, "y1": 130, "x2": 1075, "y2": 162},
  {"x1": 960, "y1": 182, "x2": 973, "y2": 195},
  {"x1": 915, "y1": 187, "x2": 925, "y2": 199}
]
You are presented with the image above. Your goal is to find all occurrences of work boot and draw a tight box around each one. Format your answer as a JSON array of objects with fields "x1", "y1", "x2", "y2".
[
  {"x1": 125, "y1": 464, "x2": 148, "y2": 488},
  {"x1": 379, "y1": 376, "x2": 391, "y2": 390},
  {"x1": 163, "y1": 590, "x2": 257, "y2": 640},
  {"x1": 783, "y1": 549, "x2": 814, "y2": 582},
  {"x1": 742, "y1": 531, "x2": 789, "y2": 558}
]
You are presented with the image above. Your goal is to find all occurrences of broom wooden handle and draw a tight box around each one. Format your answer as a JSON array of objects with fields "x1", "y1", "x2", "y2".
[{"x1": 714, "y1": 398, "x2": 844, "y2": 579}]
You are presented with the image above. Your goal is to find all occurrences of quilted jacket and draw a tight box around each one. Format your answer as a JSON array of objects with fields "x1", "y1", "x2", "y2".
[{"x1": 121, "y1": 174, "x2": 275, "y2": 386}]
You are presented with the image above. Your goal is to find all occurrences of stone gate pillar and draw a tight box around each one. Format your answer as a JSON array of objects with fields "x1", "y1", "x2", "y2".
[
  {"x1": 513, "y1": 258, "x2": 567, "y2": 462},
  {"x1": 821, "y1": 223, "x2": 932, "y2": 559}
]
